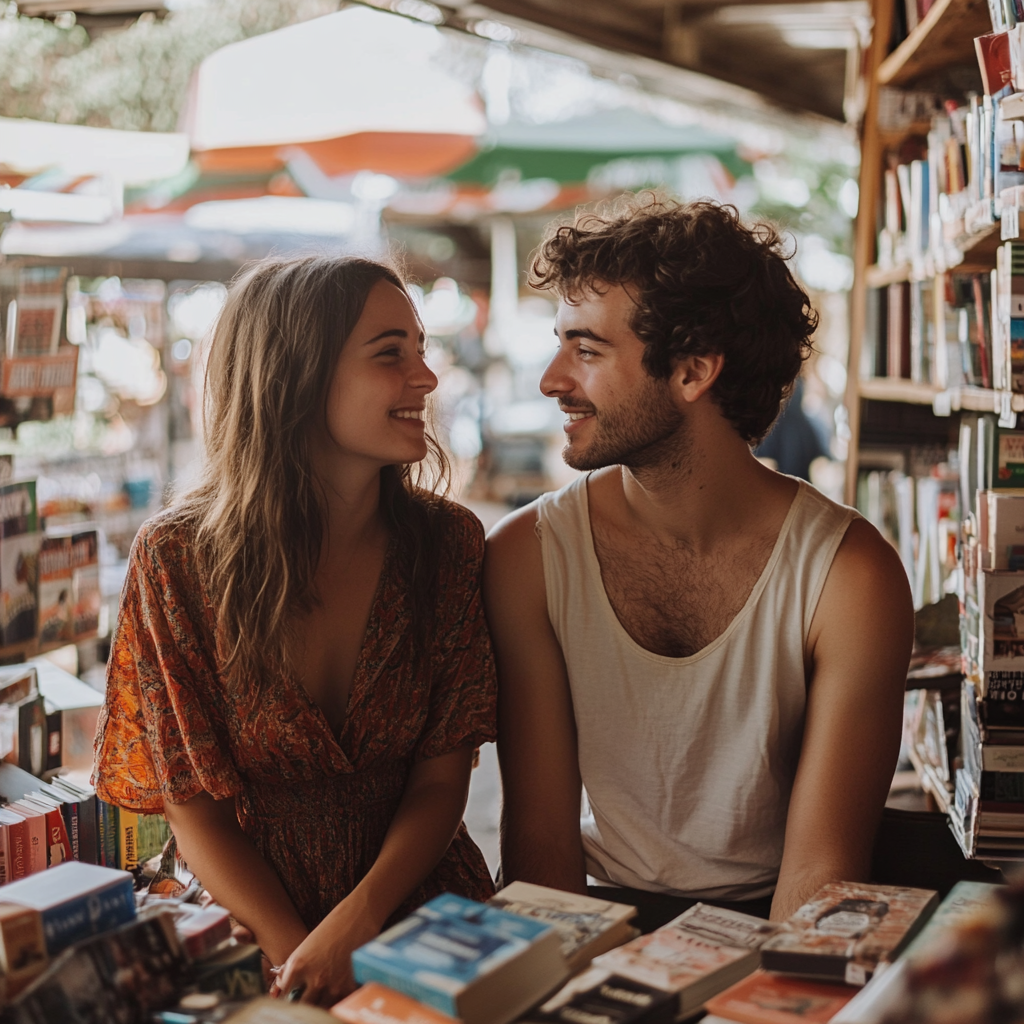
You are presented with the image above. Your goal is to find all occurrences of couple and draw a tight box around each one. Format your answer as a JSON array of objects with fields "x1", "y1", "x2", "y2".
[{"x1": 93, "y1": 197, "x2": 913, "y2": 1007}]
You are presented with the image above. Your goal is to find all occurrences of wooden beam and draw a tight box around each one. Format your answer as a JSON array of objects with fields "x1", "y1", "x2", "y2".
[{"x1": 844, "y1": 0, "x2": 894, "y2": 506}]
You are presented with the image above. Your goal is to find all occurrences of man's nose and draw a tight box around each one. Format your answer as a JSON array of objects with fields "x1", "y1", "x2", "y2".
[{"x1": 540, "y1": 348, "x2": 573, "y2": 398}]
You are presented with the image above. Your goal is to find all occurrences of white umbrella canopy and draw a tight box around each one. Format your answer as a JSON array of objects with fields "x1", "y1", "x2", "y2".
[{"x1": 184, "y1": 6, "x2": 486, "y2": 178}]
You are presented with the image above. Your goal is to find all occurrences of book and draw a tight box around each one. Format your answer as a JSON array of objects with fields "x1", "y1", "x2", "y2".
[
  {"x1": 119, "y1": 805, "x2": 140, "y2": 870},
  {"x1": 903, "y1": 880, "x2": 1002, "y2": 960},
  {"x1": 0, "y1": 902, "x2": 48, "y2": 999},
  {"x1": 592, "y1": 903, "x2": 778, "y2": 1017},
  {"x1": 36, "y1": 535, "x2": 72, "y2": 646},
  {"x1": 193, "y1": 941, "x2": 265, "y2": 1000},
  {"x1": 70, "y1": 528, "x2": 100, "y2": 640},
  {"x1": 704, "y1": 969, "x2": 857, "y2": 1024},
  {"x1": 0, "y1": 481, "x2": 40, "y2": 648},
  {"x1": 223, "y1": 997, "x2": 336, "y2": 1022},
  {"x1": 976, "y1": 32, "x2": 1013, "y2": 95},
  {"x1": 488, "y1": 882, "x2": 637, "y2": 972},
  {"x1": 759, "y1": 882, "x2": 939, "y2": 986},
  {"x1": 7, "y1": 910, "x2": 186, "y2": 1023},
  {"x1": 986, "y1": 493, "x2": 1024, "y2": 569},
  {"x1": 142, "y1": 900, "x2": 232, "y2": 960},
  {"x1": 0, "y1": 860, "x2": 135, "y2": 955},
  {"x1": 97, "y1": 796, "x2": 118, "y2": 868},
  {"x1": 332, "y1": 983, "x2": 462, "y2": 1024},
  {"x1": 0, "y1": 808, "x2": 28, "y2": 881},
  {"x1": 7, "y1": 800, "x2": 46, "y2": 875},
  {"x1": 352, "y1": 894, "x2": 568, "y2": 1024},
  {"x1": 524, "y1": 966, "x2": 676, "y2": 1024},
  {"x1": 15, "y1": 793, "x2": 70, "y2": 867},
  {"x1": 49, "y1": 774, "x2": 99, "y2": 865}
]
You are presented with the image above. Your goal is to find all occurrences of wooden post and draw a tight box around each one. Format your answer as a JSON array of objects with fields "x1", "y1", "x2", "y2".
[{"x1": 844, "y1": 0, "x2": 896, "y2": 505}]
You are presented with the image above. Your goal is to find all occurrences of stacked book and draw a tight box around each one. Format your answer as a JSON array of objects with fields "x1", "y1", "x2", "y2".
[
  {"x1": 0, "y1": 760, "x2": 170, "y2": 879},
  {"x1": 703, "y1": 882, "x2": 939, "y2": 1024},
  {"x1": 1, "y1": 860, "x2": 257, "y2": 1021},
  {"x1": 957, "y1": 487, "x2": 1024, "y2": 858}
]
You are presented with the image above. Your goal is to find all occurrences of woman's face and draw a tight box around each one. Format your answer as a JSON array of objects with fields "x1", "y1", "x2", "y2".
[{"x1": 323, "y1": 278, "x2": 438, "y2": 469}]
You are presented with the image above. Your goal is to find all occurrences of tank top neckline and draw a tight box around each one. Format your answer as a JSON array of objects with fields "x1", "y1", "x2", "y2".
[{"x1": 576, "y1": 473, "x2": 809, "y2": 667}]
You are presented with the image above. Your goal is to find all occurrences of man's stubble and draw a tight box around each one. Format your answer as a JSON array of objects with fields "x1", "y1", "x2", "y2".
[{"x1": 562, "y1": 373, "x2": 691, "y2": 474}]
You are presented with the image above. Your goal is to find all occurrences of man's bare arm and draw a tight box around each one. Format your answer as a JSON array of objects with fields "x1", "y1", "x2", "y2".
[
  {"x1": 772, "y1": 518, "x2": 914, "y2": 921},
  {"x1": 485, "y1": 504, "x2": 587, "y2": 893}
]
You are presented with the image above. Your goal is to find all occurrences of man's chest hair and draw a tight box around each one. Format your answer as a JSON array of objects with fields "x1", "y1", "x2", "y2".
[{"x1": 592, "y1": 527, "x2": 775, "y2": 659}]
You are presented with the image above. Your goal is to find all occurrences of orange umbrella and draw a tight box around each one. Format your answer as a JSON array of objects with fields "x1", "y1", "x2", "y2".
[{"x1": 183, "y1": 6, "x2": 485, "y2": 178}]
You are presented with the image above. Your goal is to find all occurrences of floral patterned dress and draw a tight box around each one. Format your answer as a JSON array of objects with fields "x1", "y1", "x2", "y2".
[{"x1": 93, "y1": 500, "x2": 497, "y2": 929}]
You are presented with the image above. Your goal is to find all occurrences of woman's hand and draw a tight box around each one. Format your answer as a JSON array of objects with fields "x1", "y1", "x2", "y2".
[{"x1": 271, "y1": 897, "x2": 382, "y2": 1007}]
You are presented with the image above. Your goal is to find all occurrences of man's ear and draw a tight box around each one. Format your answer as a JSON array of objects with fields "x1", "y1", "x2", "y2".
[{"x1": 670, "y1": 352, "x2": 725, "y2": 405}]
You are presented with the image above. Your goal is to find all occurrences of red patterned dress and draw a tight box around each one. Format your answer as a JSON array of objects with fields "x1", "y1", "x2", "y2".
[{"x1": 93, "y1": 500, "x2": 497, "y2": 929}]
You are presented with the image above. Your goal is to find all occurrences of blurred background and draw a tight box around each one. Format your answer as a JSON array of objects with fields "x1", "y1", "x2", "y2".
[{"x1": 0, "y1": 0, "x2": 869, "y2": 867}]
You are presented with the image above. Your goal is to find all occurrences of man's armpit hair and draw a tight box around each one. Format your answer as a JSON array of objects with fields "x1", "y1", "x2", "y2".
[{"x1": 529, "y1": 194, "x2": 818, "y2": 444}]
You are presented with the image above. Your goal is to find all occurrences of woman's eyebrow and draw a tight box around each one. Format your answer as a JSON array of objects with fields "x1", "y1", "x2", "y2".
[{"x1": 364, "y1": 328, "x2": 408, "y2": 345}]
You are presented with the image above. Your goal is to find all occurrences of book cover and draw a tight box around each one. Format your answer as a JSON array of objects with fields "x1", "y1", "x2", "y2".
[
  {"x1": 331, "y1": 983, "x2": 459, "y2": 1024},
  {"x1": 353, "y1": 894, "x2": 566, "y2": 1024},
  {"x1": 0, "y1": 481, "x2": 39, "y2": 647},
  {"x1": 759, "y1": 882, "x2": 939, "y2": 986},
  {"x1": 193, "y1": 941, "x2": 264, "y2": 1000},
  {"x1": 0, "y1": 860, "x2": 136, "y2": 955},
  {"x1": 36, "y1": 536, "x2": 72, "y2": 647},
  {"x1": 0, "y1": 808, "x2": 28, "y2": 881},
  {"x1": 37, "y1": 781, "x2": 80, "y2": 862},
  {"x1": 0, "y1": 903, "x2": 48, "y2": 998},
  {"x1": 49, "y1": 775, "x2": 98, "y2": 865},
  {"x1": 592, "y1": 903, "x2": 775, "y2": 1015},
  {"x1": 17, "y1": 794, "x2": 69, "y2": 867},
  {"x1": 903, "y1": 881, "x2": 1003, "y2": 961},
  {"x1": 70, "y1": 529, "x2": 99, "y2": 640},
  {"x1": 976, "y1": 31, "x2": 1013, "y2": 95},
  {"x1": 526, "y1": 967, "x2": 676, "y2": 1024},
  {"x1": 991, "y1": 427, "x2": 1024, "y2": 488},
  {"x1": 704, "y1": 969, "x2": 856, "y2": 1024},
  {"x1": 8, "y1": 801, "x2": 45, "y2": 875},
  {"x1": 489, "y1": 881, "x2": 636, "y2": 971},
  {"x1": 119, "y1": 806, "x2": 139, "y2": 871}
]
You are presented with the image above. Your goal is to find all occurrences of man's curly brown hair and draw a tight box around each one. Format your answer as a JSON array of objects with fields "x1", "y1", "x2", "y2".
[{"x1": 529, "y1": 195, "x2": 818, "y2": 444}]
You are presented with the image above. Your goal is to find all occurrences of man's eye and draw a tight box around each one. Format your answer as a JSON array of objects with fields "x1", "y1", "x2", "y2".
[{"x1": 578, "y1": 347, "x2": 596, "y2": 358}]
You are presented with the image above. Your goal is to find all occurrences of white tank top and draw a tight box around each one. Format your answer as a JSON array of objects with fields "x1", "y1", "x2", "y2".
[{"x1": 537, "y1": 475, "x2": 858, "y2": 901}]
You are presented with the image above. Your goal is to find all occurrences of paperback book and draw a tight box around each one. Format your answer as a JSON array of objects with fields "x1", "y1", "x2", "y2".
[
  {"x1": 525, "y1": 966, "x2": 676, "y2": 1024},
  {"x1": 759, "y1": 882, "x2": 939, "y2": 986},
  {"x1": 352, "y1": 894, "x2": 567, "y2": 1024},
  {"x1": 703, "y1": 969, "x2": 857, "y2": 1024},
  {"x1": 488, "y1": 882, "x2": 637, "y2": 972},
  {"x1": 592, "y1": 903, "x2": 778, "y2": 1017}
]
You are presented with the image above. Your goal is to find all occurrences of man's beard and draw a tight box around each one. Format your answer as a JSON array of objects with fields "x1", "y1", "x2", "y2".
[{"x1": 562, "y1": 376, "x2": 688, "y2": 472}]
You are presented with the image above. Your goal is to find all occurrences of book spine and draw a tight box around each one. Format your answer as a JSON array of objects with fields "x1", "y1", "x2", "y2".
[
  {"x1": 118, "y1": 808, "x2": 139, "y2": 872},
  {"x1": 43, "y1": 809, "x2": 69, "y2": 867},
  {"x1": 7, "y1": 819, "x2": 27, "y2": 881},
  {"x1": 63, "y1": 800, "x2": 80, "y2": 861},
  {"x1": 77, "y1": 796, "x2": 98, "y2": 865},
  {"x1": 39, "y1": 878, "x2": 135, "y2": 955},
  {"x1": 103, "y1": 801, "x2": 118, "y2": 869},
  {"x1": 351, "y1": 954, "x2": 459, "y2": 1018}
]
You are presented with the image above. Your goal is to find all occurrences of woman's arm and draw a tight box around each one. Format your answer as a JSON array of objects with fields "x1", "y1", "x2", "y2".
[
  {"x1": 274, "y1": 745, "x2": 477, "y2": 1007},
  {"x1": 163, "y1": 791, "x2": 309, "y2": 966}
]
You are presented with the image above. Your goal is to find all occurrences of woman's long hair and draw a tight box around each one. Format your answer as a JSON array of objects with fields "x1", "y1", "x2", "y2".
[{"x1": 174, "y1": 254, "x2": 449, "y2": 691}]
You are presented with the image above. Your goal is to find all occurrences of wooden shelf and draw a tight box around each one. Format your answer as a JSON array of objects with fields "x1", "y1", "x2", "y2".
[
  {"x1": 877, "y1": 0, "x2": 991, "y2": 87},
  {"x1": 865, "y1": 220, "x2": 1003, "y2": 287},
  {"x1": 866, "y1": 263, "x2": 911, "y2": 286},
  {"x1": 858, "y1": 378, "x2": 1024, "y2": 413},
  {"x1": 858, "y1": 378, "x2": 940, "y2": 403}
]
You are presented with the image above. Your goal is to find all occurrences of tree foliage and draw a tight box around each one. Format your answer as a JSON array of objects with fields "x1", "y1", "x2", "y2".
[{"x1": 0, "y1": 0, "x2": 342, "y2": 132}]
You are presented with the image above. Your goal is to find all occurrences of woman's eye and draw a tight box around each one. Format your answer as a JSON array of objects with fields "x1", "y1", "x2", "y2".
[{"x1": 377, "y1": 346, "x2": 401, "y2": 358}]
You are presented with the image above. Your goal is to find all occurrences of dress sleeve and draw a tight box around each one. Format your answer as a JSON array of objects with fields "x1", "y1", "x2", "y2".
[
  {"x1": 415, "y1": 511, "x2": 498, "y2": 761},
  {"x1": 92, "y1": 528, "x2": 242, "y2": 814}
]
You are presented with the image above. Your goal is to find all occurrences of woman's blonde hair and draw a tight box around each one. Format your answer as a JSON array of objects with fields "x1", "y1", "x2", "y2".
[{"x1": 174, "y1": 254, "x2": 449, "y2": 690}]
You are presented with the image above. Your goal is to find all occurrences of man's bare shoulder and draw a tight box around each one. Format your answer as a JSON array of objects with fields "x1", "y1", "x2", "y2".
[
  {"x1": 484, "y1": 499, "x2": 546, "y2": 606},
  {"x1": 810, "y1": 515, "x2": 914, "y2": 665}
]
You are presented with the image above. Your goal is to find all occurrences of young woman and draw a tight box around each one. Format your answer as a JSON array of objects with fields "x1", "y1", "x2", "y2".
[{"x1": 93, "y1": 256, "x2": 497, "y2": 1007}]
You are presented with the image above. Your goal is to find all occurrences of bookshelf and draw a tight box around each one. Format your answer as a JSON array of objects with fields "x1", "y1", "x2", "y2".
[
  {"x1": 844, "y1": 0, "x2": 1016, "y2": 504},
  {"x1": 876, "y1": 0, "x2": 990, "y2": 86}
]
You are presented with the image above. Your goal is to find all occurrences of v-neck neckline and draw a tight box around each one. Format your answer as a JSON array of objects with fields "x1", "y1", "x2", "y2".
[{"x1": 287, "y1": 532, "x2": 404, "y2": 766}]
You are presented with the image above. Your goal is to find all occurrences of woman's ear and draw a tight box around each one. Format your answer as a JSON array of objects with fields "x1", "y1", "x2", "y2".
[{"x1": 670, "y1": 352, "x2": 725, "y2": 405}]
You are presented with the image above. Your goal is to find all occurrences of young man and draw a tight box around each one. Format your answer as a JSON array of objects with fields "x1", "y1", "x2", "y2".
[{"x1": 485, "y1": 198, "x2": 913, "y2": 929}]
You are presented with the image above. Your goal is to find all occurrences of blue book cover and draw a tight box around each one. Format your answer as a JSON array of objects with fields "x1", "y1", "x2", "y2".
[
  {"x1": 0, "y1": 860, "x2": 136, "y2": 954},
  {"x1": 353, "y1": 893, "x2": 556, "y2": 1017}
]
